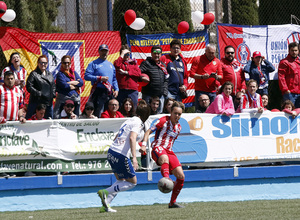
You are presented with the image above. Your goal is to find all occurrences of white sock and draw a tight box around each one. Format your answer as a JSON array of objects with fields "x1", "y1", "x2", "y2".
[
  {"x1": 107, "y1": 192, "x2": 117, "y2": 204},
  {"x1": 106, "y1": 179, "x2": 136, "y2": 194}
]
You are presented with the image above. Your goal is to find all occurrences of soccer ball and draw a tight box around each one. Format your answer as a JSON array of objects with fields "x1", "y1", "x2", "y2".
[{"x1": 157, "y1": 177, "x2": 174, "y2": 193}]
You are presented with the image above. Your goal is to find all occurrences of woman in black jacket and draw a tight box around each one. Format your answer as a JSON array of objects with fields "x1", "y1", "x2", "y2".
[{"x1": 26, "y1": 55, "x2": 56, "y2": 119}]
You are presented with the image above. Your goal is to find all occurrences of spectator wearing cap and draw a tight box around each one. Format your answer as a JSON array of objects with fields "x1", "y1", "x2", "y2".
[
  {"x1": 139, "y1": 45, "x2": 168, "y2": 113},
  {"x1": 243, "y1": 51, "x2": 275, "y2": 95},
  {"x1": 79, "y1": 102, "x2": 97, "y2": 119},
  {"x1": 59, "y1": 99, "x2": 77, "y2": 119},
  {"x1": 114, "y1": 44, "x2": 141, "y2": 108},
  {"x1": 84, "y1": 44, "x2": 119, "y2": 117},
  {"x1": 100, "y1": 99, "x2": 124, "y2": 118}
]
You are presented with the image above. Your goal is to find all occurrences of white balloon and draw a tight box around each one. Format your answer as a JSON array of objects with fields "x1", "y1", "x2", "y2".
[
  {"x1": 1, "y1": 9, "x2": 16, "y2": 22},
  {"x1": 192, "y1": 11, "x2": 204, "y2": 24},
  {"x1": 129, "y1": 18, "x2": 145, "y2": 30}
]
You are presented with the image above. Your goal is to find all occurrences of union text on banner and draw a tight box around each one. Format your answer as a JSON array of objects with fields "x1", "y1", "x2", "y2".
[
  {"x1": 126, "y1": 31, "x2": 209, "y2": 107},
  {"x1": 0, "y1": 27, "x2": 121, "y2": 109},
  {"x1": 217, "y1": 23, "x2": 300, "y2": 80}
]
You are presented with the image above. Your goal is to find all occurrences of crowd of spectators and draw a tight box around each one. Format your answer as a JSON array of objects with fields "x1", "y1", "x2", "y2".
[
  {"x1": 2, "y1": 41, "x2": 300, "y2": 124},
  {"x1": 2, "y1": 40, "x2": 300, "y2": 177}
]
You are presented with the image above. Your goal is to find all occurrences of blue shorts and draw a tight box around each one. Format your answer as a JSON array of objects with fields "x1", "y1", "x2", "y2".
[{"x1": 107, "y1": 148, "x2": 136, "y2": 179}]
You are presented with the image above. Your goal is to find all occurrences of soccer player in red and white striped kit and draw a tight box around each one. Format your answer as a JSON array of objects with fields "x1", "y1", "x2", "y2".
[{"x1": 142, "y1": 101, "x2": 185, "y2": 208}]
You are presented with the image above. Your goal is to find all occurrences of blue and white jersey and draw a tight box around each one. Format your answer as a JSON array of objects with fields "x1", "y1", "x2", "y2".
[{"x1": 110, "y1": 116, "x2": 144, "y2": 158}]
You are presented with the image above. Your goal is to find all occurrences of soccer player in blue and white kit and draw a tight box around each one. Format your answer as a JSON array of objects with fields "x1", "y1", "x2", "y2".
[{"x1": 97, "y1": 100, "x2": 150, "y2": 213}]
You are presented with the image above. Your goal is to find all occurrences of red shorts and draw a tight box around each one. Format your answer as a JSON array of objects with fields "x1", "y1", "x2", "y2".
[{"x1": 151, "y1": 146, "x2": 181, "y2": 172}]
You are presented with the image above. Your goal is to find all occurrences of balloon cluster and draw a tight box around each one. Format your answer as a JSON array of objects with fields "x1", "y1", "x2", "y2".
[
  {"x1": 175, "y1": 11, "x2": 215, "y2": 35},
  {"x1": 0, "y1": 1, "x2": 16, "y2": 22},
  {"x1": 192, "y1": 11, "x2": 215, "y2": 25},
  {"x1": 124, "y1": 9, "x2": 145, "y2": 31}
]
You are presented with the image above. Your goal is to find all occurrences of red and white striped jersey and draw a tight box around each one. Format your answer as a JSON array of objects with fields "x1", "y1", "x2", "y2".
[
  {"x1": 0, "y1": 85, "x2": 23, "y2": 121},
  {"x1": 1, "y1": 66, "x2": 27, "y2": 91},
  {"x1": 240, "y1": 91, "x2": 263, "y2": 110},
  {"x1": 150, "y1": 116, "x2": 181, "y2": 152}
]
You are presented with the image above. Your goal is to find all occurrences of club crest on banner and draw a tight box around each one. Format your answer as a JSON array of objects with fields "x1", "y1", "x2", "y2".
[
  {"x1": 286, "y1": 32, "x2": 300, "y2": 45},
  {"x1": 236, "y1": 42, "x2": 251, "y2": 65},
  {"x1": 39, "y1": 41, "x2": 84, "y2": 79}
]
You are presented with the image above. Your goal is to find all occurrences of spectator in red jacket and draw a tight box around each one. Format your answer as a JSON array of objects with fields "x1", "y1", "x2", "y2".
[
  {"x1": 114, "y1": 44, "x2": 142, "y2": 108},
  {"x1": 161, "y1": 39, "x2": 189, "y2": 101},
  {"x1": 278, "y1": 42, "x2": 300, "y2": 108},
  {"x1": 190, "y1": 44, "x2": 223, "y2": 110},
  {"x1": 101, "y1": 99, "x2": 124, "y2": 118},
  {"x1": 220, "y1": 45, "x2": 246, "y2": 96}
]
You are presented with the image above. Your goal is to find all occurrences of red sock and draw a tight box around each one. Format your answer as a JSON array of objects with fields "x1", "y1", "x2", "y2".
[
  {"x1": 170, "y1": 178, "x2": 184, "y2": 205},
  {"x1": 160, "y1": 163, "x2": 169, "y2": 178}
]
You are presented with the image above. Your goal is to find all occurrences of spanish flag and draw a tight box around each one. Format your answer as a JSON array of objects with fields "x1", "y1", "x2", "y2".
[{"x1": 0, "y1": 27, "x2": 121, "y2": 108}]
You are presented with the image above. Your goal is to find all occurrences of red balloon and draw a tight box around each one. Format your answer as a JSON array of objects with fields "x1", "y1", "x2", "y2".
[
  {"x1": 201, "y1": 13, "x2": 215, "y2": 25},
  {"x1": 0, "y1": 1, "x2": 7, "y2": 18},
  {"x1": 178, "y1": 21, "x2": 189, "y2": 34},
  {"x1": 124, "y1": 9, "x2": 136, "y2": 26}
]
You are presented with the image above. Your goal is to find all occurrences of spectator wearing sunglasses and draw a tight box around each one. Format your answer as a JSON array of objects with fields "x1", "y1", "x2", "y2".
[
  {"x1": 139, "y1": 46, "x2": 168, "y2": 114},
  {"x1": 26, "y1": 55, "x2": 56, "y2": 119},
  {"x1": 53, "y1": 55, "x2": 83, "y2": 119},
  {"x1": 80, "y1": 102, "x2": 97, "y2": 119},
  {"x1": 59, "y1": 99, "x2": 77, "y2": 119},
  {"x1": 220, "y1": 45, "x2": 246, "y2": 97},
  {"x1": 114, "y1": 44, "x2": 141, "y2": 109}
]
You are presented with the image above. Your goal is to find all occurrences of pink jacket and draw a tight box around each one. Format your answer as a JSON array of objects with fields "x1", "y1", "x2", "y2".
[{"x1": 205, "y1": 92, "x2": 235, "y2": 116}]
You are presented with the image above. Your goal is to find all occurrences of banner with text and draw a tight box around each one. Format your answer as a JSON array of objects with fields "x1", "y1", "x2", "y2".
[
  {"x1": 1, "y1": 112, "x2": 300, "y2": 173},
  {"x1": 217, "y1": 23, "x2": 300, "y2": 80},
  {"x1": 126, "y1": 31, "x2": 209, "y2": 107}
]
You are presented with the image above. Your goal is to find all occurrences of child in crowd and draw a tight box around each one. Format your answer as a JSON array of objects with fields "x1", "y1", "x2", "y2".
[
  {"x1": 28, "y1": 104, "x2": 47, "y2": 120},
  {"x1": 205, "y1": 81, "x2": 235, "y2": 116},
  {"x1": 281, "y1": 100, "x2": 300, "y2": 118}
]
